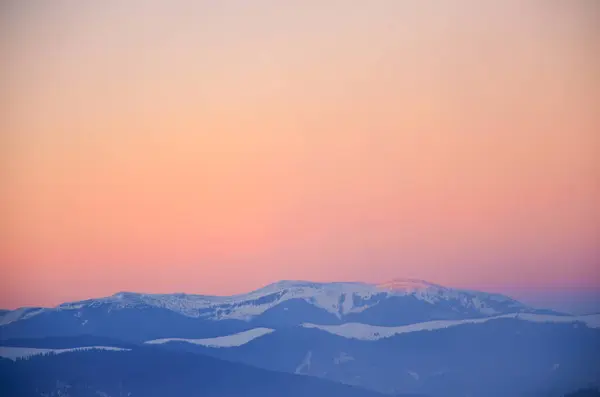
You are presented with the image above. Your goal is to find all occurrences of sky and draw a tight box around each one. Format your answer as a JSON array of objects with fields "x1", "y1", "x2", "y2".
[{"x1": 1, "y1": 1, "x2": 599, "y2": 313}]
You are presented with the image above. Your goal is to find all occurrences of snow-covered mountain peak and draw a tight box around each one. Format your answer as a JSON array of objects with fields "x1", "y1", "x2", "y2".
[
  {"x1": 112, "y1": 291, "x2": 140, "y2": 300},
  {"x1": 254, "y1": 280, "x2": 369, "y2": 293},
  {"x1": 376, "y1": 278, "x2": 442, "y2": 292}
]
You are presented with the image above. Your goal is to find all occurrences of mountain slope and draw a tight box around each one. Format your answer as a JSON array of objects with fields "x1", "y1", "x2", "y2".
[
  {"x1": 151, "y1": 315, "x2": 600, "y2": 397},
  {"x1": 564, "y1": 389, "x2": 600, "y2": 397},
  {"x1": 0, "y1": 346, "x2": 411, "y2": 397}
]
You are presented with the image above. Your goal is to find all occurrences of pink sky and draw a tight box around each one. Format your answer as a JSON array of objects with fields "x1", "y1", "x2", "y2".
[{"x1": 1, "y1": 1, "x2": 599, "y2": 309}]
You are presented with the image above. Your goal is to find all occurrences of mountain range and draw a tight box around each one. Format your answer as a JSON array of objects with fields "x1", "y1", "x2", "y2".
[
  {"x1": 0, "y1": 279, "x2": 560, "y2": 341},
  {"x1": 1, "y1": 279, "x2": 598, "y2": 397}
]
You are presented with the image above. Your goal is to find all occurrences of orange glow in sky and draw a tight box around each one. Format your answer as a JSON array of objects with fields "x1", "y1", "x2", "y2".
[{"x1": 1, "y1": 1, "x2": 599, "y2": 309}]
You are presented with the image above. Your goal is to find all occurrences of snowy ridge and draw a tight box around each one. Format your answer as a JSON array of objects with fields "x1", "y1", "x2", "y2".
[
  {"x1": 3, "y1": 278, "x2": 533, "y2": 325},
  {"x1": 302, "y1": 313, "x2": 600, "y2": 341},
  {"x1": 145, "y1": 327, "x2": 274, "y2": 348},
  {"x1": 0, "y1": 346, "x2": 130, "y2": 361},
  {"x1": 0, "y1": 307, "x2": 45, "y2": 326},
  {"x1": 377, "y1": 278, "x2": 440, "y2": 292}
]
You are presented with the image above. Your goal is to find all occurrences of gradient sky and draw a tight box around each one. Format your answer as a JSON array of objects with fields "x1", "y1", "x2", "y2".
[{"x1": 1, "y1": 1, "x2": 599, "y2": 312}]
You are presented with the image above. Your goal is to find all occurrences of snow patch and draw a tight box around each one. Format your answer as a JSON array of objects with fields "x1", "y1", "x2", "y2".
[
  {"x1": 333, "y1": 352, "x2": 355, "y2": 364},
  {"x1": 144, "y1": 327, "x2": 274, "y2": 348},
  {"x1": 0, "y1": 346, "x2": 130, "y2": 361},
  {"x1": 295, "y1": 350, "x2": 312, "y2": 374},
  {"x1": 302, "y1": 313, "x2": 600, "y2": 341}
]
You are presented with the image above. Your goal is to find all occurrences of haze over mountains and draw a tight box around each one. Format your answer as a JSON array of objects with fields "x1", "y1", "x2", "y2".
[
  {"x1": 2, "y1": 279, "x2": 599, "y2": 397},
  {"x1": 0, "y1": 347, "x2": 398, "y2": 397},
  {"x1": 3, "y1": 1, "x2": 598, "y2": 397}
]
